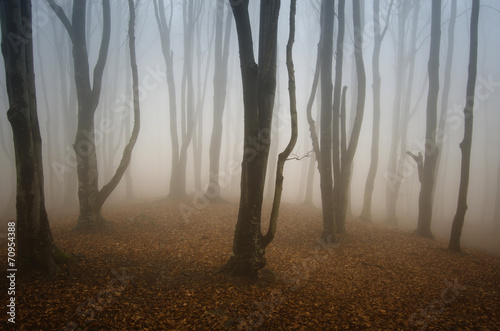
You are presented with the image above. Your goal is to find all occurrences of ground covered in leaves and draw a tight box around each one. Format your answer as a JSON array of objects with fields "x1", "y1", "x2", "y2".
[{"x1": 1, "y1": 200, "x2": 500, "y2": 330}]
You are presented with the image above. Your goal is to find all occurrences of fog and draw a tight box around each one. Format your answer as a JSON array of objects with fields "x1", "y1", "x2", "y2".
[{"x1": 1, "y1": 0, "x2": 499, "y2": 254}]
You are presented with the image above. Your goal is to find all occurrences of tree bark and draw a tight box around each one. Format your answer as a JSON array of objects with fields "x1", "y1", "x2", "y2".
[
  {"x1": 1, "y1": 0, "x2": 59, "y2": 272},
  {"x1": 448, "y1": 0, "x2": 479, "y2": 252},
  {"x1": 221, "y1": 0, "x2": 282, "y2": 277},
  {"x1": 416, "y1": 0, "x2": 441, "y2": 239}
]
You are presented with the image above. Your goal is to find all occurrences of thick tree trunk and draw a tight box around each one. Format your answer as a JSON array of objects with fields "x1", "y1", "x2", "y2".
[
  {"x1": 318, "y1": 0, "x2": 336, "y2": 243},
  {"x1": 448, "y1": 0, "x2": 479, "y2": 252},
  {"x1": 222, "y1": 0, "x2": 281, "y2": 277},
  {"x1": 416, "y1": 0, "x2": 441, "y2": 239},
  {"x1": 1, "y1": 0, "x2": 59, "y2": 273}
]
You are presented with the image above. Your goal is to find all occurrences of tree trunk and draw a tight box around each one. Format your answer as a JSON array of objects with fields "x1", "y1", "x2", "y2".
[
  {"x1": 336, "y1": 0, "x2": 366, "y2": 233},
  {"x1": 332, "y1": 0, "x2": 345, "y2": 233},
  {"x1": 435, "y1": 0, "x2": 457, "y2": 207},
  {"x1": 385, "y1": 0, "x2": 409, "y2": 226},
  {"x1": 153, "y1": 0, "x2": 181, "y2": 199},
  {"x1": 49, "y1": 0, "x2": 140, "y2": 231},
  {"x1": 416, "y1": 0, "x2": 441, "y2": 239},
  {"x1": 361, "y1": 0, "x2": 394, "y2": 222},
  {"x1": 221, "y1": 0, "x2": 282, "y2": 277},
  {"x1": 1, "y1": 0, "x2": 59, "y2": 273},
  {"x1": 318, "y1": 0, "x2": 336, "y2": 243},
  {"x1": 207, "y1": 1, "x2": 232, "y2": 200},
  {"x1": 448, "y1": 0, "x2": 479, "y2": 252}
]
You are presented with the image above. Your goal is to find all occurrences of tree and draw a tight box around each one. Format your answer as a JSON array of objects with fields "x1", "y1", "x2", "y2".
[
  {"x1": 176, "y1": 0, "x2": 200, "y2": 198},
  {"x1": 385, "y1": 0, "x2": 410, "y2": 225},
  {"x1": 331, "y1": 0, "x2": 345, "y2": 233},
  {"x1": 304, "y1": 44, "x2": 321, "y2": 206},
  {"x1": 335, "y1": 0, "x2": 367, "y2": 233},
  {"x1": 448, "y1": 0, "x2": 479, "y2": 252},
  {"x1": 360, "y1": 0, "x2": 394, "y2": 222},
  {"x1": 153, "y1": 0, "x2": 180, "y2": 198},
  {"x1": 434, "y1": 0, "x2": 457, "y2": 218},
  {"x1": 1, "y1": 0, "x2": 62, "y2": 272},
  {"x1": 47, "y1": 0, "x2": 141, "y2": 231},
  {"x1": 222, "y1": 0, "x2": 298, "y2": 276},
  {"x1": 416, "y1": 0, "x2": 441, "y2": 238},
  {"x1": 207, "y1": 0, "x2": 232, "y2": 201},
  {"x1": 318, "y1": 0, "x2": 336, "y2": 243}
]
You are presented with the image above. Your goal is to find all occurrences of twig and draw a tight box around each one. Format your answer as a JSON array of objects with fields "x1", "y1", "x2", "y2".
[{"x1": 286, "y1": 150, "x2": 314, "y2": 161}]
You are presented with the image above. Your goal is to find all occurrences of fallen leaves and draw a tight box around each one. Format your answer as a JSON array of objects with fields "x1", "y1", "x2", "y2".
[{"x1": 0, "y1": 200, "x2": 499, "y2": 330}]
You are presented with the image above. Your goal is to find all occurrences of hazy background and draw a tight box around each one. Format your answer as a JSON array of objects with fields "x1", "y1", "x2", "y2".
[{"x1": 1, "y1": 0, "x2": 499, "y2": 253}]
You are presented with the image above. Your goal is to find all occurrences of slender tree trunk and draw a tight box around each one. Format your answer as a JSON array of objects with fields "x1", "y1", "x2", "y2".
[
  {"x1": 303, "y1": 103, "x2": 320, "y2": 206},
  {"x1": 398, "y1": 0, "x2": 420, "y2": 213},
  {"x1": 386, "y1": 0, "x2": 409, "y2": 225},
  {"x1": 1, "y1": 0, "x2": 60, "y2": 272},
  {"x1": 153, "y1": 0, "x2": 181, "y2": 199},
  {"x1": 448, "y1": 0, "x2": 479, "y2": 252},
  {"x1": 336, "y1": 0, "x2": 366, "y2": 233},
  {"x1": 193, "y1": 2, "x2": 212, "y2": 191},
  {"x1": 416, "y1": 0, "x2": 441, "y2": 238},
  {"x1": 318, "y1": 0, "x2": 336, "y2": 243},
  {"x1": 435, "y1": 0, "x2": 457, "y2": 213},
  {"x1": 361, "y1": 0, "x2": 394, "y2": 222},
  {"x1": 304, "y1": 42, "x2": 321, "y2": 206},
  {"x1": 332, "y1": 0, "x2": 345, "y2": 233}
]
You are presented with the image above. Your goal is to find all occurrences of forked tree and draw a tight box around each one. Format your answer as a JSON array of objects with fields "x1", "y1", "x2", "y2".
[
  {"x1": 47, "y1": 0, "x2": 141, "y2": 231},
  {"x1": 448, "y1": 0, "x2": 480, "y2": 252},
  {"x1": 334, "y1": 0, "x2": 367, "y2": 234},
  {"x1": 222, "y1": 0, "x2": 298, "y2": 277}
]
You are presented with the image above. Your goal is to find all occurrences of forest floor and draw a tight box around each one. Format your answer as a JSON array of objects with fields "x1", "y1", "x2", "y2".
[{"x1": 1, "y1": 200, "x2": 500, "y2": 330}]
